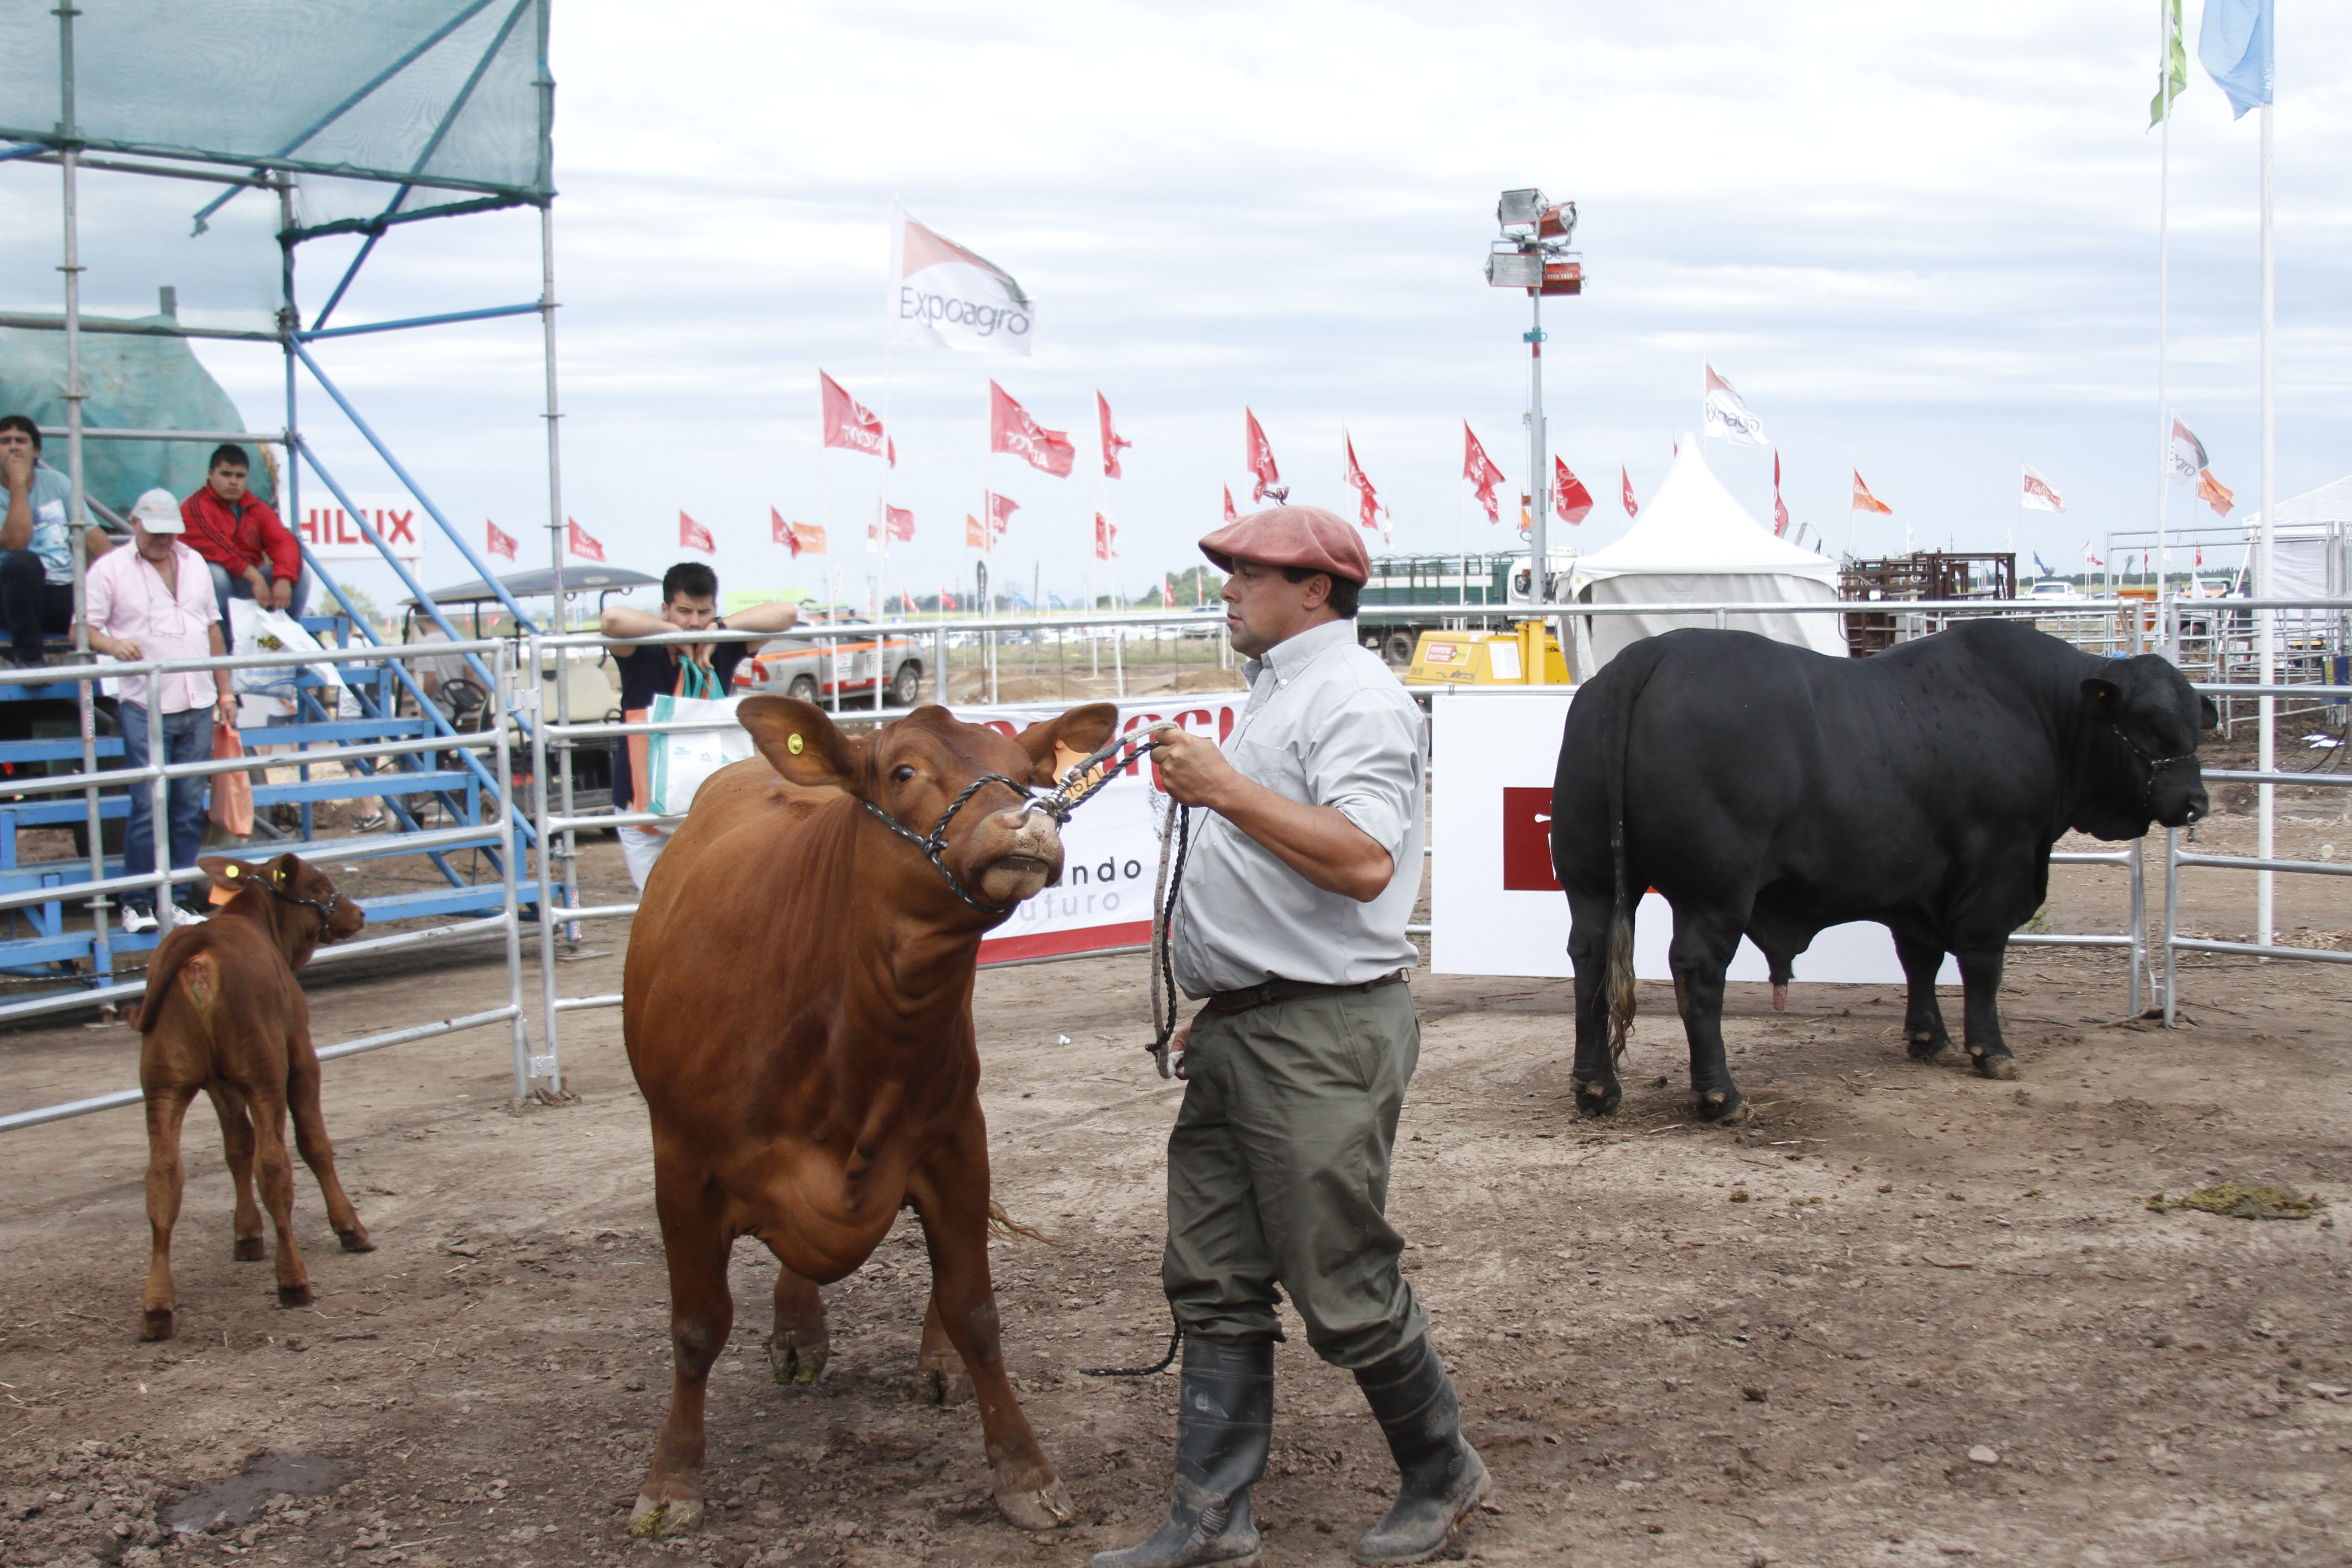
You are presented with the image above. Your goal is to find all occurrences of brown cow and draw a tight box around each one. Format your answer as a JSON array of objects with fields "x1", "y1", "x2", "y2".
[
  {"x1": 136, "y1": 853, "x2": 369, "y2": 1342},
  {"x1": 621, "y1": 696, "x2": 1117, "y2": 1539}
]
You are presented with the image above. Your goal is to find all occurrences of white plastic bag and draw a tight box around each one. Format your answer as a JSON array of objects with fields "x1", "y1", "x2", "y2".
[
  {"x1": 229, "y1": 601, "x2": 351, "y2": 704},
  {"x1": 644, "y1": 692, "x2": 755, "y2": 817}
]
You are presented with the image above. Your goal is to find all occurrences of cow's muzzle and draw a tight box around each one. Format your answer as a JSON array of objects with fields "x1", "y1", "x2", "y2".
[{"x1": 972, "y1": 809, "x2": 1065, "y2": 907}]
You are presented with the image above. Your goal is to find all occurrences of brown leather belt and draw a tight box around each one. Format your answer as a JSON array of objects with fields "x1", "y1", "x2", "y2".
[{"x1": 1206, "y1": 970, "x2": 1408, "y2": 1015}]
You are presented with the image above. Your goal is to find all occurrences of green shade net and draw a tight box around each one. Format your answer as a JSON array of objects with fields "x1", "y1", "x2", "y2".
[{"x1": 0, "y1": 0, "x2": 551, "y2": 230}]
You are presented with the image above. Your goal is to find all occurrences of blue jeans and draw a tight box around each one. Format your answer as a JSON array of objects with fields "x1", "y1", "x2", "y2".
[
  {"x1": 120, "y1": 703, "x2": 213, "y2": 912},
  {"x1": 209, "y1": 560, "x2": 310, "y2": 652},
  {"x1": 1, "y1": 549, "x2": 74, "y2": 663}
]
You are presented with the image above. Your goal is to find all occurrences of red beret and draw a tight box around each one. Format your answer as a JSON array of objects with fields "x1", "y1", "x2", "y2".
[{"x1": 1198, "y1": 505, "x2": 1369, "y2": 585}]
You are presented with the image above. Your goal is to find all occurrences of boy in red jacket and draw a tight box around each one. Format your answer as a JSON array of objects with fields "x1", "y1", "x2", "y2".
[{"x1": 178, "y1": 444, "x2": 307, "y2": 647}]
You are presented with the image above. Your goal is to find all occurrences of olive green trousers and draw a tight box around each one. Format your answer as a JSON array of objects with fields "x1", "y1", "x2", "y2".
[{"x1": 1161, "y1": 982, "x2": 1428, "y2": 1370}]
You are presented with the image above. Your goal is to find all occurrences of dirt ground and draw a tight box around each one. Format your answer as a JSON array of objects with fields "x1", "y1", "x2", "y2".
[{"x1": 2, "y1": 797, "x2": 2348, "y2": 1568}]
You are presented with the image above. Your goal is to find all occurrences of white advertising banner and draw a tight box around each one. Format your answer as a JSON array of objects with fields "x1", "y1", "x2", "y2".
[
  {"x1": 1429, "y1": 687, "x2": 1951, "y2": 986},
  {"x1": 297, "y1": 492, "x2": 426, "y2": 563},
  {"x1": 950, "y1": 695, "x2": 1246, "y2": 965},
  {"x1": 888, "y1": 201, "x2": 1036, "y2": 357}
]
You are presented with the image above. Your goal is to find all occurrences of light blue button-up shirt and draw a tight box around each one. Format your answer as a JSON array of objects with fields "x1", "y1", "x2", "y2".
[{"x1": 1170, "y1": 616, "x2": 1426, "y2": 996}]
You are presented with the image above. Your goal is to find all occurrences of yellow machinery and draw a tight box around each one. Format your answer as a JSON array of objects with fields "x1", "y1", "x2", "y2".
[{"x1": 1402, "y1": 620, "x2": 1571, "y2": 686}]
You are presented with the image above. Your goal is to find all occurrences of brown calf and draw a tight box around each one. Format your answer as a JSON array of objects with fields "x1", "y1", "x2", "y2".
[
  {"x1": 621, "y1": 696, "x2": 1116, "y2": 1539},
  {"x1": 137, "y1": 853, "x2": 368, "y2": 1342}
]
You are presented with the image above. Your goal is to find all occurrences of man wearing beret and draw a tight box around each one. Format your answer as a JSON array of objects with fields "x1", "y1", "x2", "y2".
[{"x1": 1095, "y1": 506, "x2": 1485, "y2": 1568}]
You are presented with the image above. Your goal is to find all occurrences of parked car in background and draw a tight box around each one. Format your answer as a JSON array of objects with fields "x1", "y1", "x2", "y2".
[{"x1": 734, "y1": 612, "x2": 924, "y2": 708}]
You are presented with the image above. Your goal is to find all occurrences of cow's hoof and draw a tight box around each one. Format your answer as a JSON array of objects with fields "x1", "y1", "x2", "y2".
[
  {"x1": 277, "y1": 1283, "x2": 314, "y2": 1308},
  {"x1": 233, "y1": 1235, "x2": 266, "y2": 1262},
  {"x1": 336, "y1": 1225, "x2": 375, "y2": 1254},
  {"x1": 911, "y1": 1360, "x2": 973, "y2": 1407},
  {"x1": 993, "y1": 1480, "x2": 1075, "y2": 1531},
  {"x1": 1573, "y1": 1078, "x2": 1621, "y2": 1117},
  {"x1": 627, "y1": 1494, "x2": 702, "y2": 1537},
  {"x1": 1970, "y1": 1051, "x2": 2018, "y2": 1081},
  {"x1": 767, "y1": 1328, "x2": 829, "y2": 1386},
  {"x1": 139, "y1": 1308, "x2": 175, "y2": 1343},
  {"x1": 1694, "y1": 1088, "x2": 1749, "y2": 1124},
  {"x1": 1906, "y1": 1032, "x2": 1955, "y2": 1063}
]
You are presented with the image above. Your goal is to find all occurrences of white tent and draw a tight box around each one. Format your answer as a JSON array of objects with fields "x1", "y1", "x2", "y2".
[
  {"x1": 1569, "y1": 436, "x2": 1846, "y2": 671},
  {"x1": 2239, "y1": 475, "x2": 2350, "y2": 608}
]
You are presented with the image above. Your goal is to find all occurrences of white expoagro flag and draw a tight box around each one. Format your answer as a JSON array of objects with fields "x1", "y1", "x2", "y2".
[
  {"x1": 1702, "y1": 361, "x2": 1768, "y2": 445},
  {"x1": 888, "y1": 201, "x2": 1036, "y2": 356}
]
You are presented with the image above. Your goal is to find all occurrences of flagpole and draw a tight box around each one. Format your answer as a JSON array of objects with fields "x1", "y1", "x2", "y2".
[
  {"x1": 2257, "y1": 98, "x2": 2276, "y2": 952},
  {"x1": 876, "y1": 341, "x2": 893, "y2": 622},
  {"x1": 2156, "y1": 0, "x2": 2175, "y2": 652}
]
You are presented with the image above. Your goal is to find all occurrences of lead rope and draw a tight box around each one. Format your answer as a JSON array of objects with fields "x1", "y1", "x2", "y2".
[{"x1": 1081, "y1": 787, "x2": 1191, "y2": 1380}]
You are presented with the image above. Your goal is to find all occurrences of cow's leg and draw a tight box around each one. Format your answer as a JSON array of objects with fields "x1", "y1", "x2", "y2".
[
  {"x1": 140, "y1": 1085, "x2": 200, "y2": 1341},
  {"x1": 1669, "y1": 909, "x2": 1748, "y2": 1122},
  {"x1": 206, "y1": 1084, "x2": 266, "y2": 1261},
  {"x1": 913, "y1": 1289, "x2": 976, "y2": 1407},
  {"x1": 1894, "y1": 934, "x2": 1956, "y2": 1062},
  {"x1": 908, "y1": 1124, "x2": 1072, "y2": 1532},
  {"x1": 765, "y1": 1264, "x2": 828, "y2": 1386},
  {"x1": 1566, "y1": 886, "x2": 1623, "y2": 1115},
  {"x1": 285, "y1": 1027, "x2": 372, "y2": 1253},
  {"x1": 244, "y1": 1089, "x2": 313, "y2": 1307},
  {"x1": 1954, "y1": 943, "x2": 2015, "y2": 1080},
  {"x1": 630, "y1": 1163, "x2": 731, "y2": 1537}
]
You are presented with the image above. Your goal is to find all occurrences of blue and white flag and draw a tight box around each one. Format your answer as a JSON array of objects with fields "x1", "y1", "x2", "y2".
[
  {"x1": 2033, "y1": 552, "x2": 2053, "y2": 579},
  {"x1": 2198, "y1": 0, "x2": 2274, "y2": 120}
]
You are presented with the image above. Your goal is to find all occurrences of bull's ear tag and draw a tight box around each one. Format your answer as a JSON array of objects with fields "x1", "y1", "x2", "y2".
[
  {"x1": 788, "y1": 733, "x2": 805, "y2": 755},
  {"x1": 225, "y1": 866, "x2": 240, "y2": 878}
]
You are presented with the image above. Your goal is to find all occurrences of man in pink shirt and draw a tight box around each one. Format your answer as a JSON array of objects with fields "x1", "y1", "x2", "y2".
[{"x1": 84, "y1": 490, "x2": 238, "y2": 934}]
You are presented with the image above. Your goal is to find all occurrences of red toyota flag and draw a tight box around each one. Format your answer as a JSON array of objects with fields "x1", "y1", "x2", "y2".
[
  {"x1": 1161, "y1": 574, "x2": 1177, "y2": 608},
  {"x1": 986, "y1": 490, "x2": 1019, "y2": 543},
  {"x1": 1244, "y1": 408, "x2": 1285, "y2": 502},
  {"x1": 1094, "y1": 513, "x2": 1117, "y2": 560},
  {"x1": 485, "y1": 519, "x2": 517, "y2": 561},
  {"x1": 1851, "y1": 471, "x2": 1893, "y2": 515},
  {"x1": 1343, "y1": 433, "x2": 1388, "y2": 539},
  {"x1": 818, "y1": 370, "x2": 888, "y2": 459},
  {"x1": 1772, "y1": 452, "x2": 1790, "y2": 537},
  {"x1": 881, "y1": 503, "x2": 914, "y2": 542},
  {"x1": 902, "y1": 589, "x2": 917, "y2": 614},
  {"x1": 1222, "y1": 484, "x2": 1238, "y2": 524},
  {"x1": 566, "y1": 517, "x2": 605, "y2": 562},
  {"x1": 1553, "y1": 456, "x2": 1592, "y2": 525},
  {"x1": 679, "y1": 510, "x2": 715, "y2": 554},
  {"x1": 771, "y1": 506, "x2": 802, "y2": 558},
  {"x1": 1097, "y1": 390, "x2": 1132, "y2": 480},
  {"x1": 940, "y1": 588, "x2": 958, "y2": 610},
  {"x1": 1463, "y1": 424, "x2": 1504, "y2": 523},
  {"x1": 1620, "y1": 466, "x2": 1638, "y2": 519},
  {"x1": 989, "y1": 382, "x2": 1076, "y2": 477}
]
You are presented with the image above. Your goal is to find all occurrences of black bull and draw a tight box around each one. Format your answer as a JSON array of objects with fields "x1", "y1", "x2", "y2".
[{"x1": 1549, "y1": 621, "x2": 2216, "y2": 1122}]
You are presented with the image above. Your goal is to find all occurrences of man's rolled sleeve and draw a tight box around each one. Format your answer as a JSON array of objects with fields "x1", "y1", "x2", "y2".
[{"x1": 1305, "y1": 688, "x2": 1421, "y2": 860}]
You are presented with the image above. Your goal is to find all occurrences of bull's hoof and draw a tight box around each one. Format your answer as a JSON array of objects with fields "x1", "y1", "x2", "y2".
[
  {"x1": 233, "y1": 1234, "x2": 266, "y2": 1262},
  {"x1": 767, "y1": 1328, "x2": 829, "y2": 1386},
  {"x1": 993, "y1": 1480, "x2": 1075, "y2": 1531},
  {"x1": 1694, "y1": 1088, "x2": 1749, "y2": 1124},
  {"x1": 139, "y1": 1307, "x2": 175, "y2": 1343},
  {"x1": 336, "y1": 1225, "x2": 375, "y2": 1254},
  {"x1": 1969, "y1": 1050, "x2": 2018, "y2": 1081},
  {"x1": 627, "y1": 1494, "x2": 703, "y2": 1537},
  {"x1": 1906, "y1": 1032, "x2": 1956, "y2": 1063},
  {"x1": 276, "y1": 1282, "x2": 314, "y2": 1308},
  {"x1": 911, "y1": 1359, "x2": 973, "y2": 1407},
  {"x1": 1772, "y1": 984, "x2": 1788, "y2": 1012},
  {"x1": 1573, "y1": 1078, "x2": 1622, "y2": 1117}
]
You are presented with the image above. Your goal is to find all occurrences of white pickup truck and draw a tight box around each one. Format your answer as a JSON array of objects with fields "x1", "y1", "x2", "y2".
[{"x1": 731, "y1": 617, "x2": 926, "y2": 707}]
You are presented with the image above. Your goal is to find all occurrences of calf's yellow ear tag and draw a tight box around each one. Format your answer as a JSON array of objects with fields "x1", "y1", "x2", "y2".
[
  {"x1": 788, "y1": 733, "x2": 804, "y2": 755},
  {"x1": 225, "y1": 865, "x2": 240, "y2": 879}
]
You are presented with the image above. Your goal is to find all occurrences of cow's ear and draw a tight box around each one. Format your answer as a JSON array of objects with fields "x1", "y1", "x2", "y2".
[
  {"x1": 1016, "y1": 702, "x2": 1119, "y2": 785},
  {"x1": 269, "y1": 852, "x2": 304, "y2": 887},
  {"x1": 740, "y1": 696, "x2": 862, "y2": 789},
  {"x1": 2199, "y1": 695, "x2": 2220, "y2": 731},
  {"x1": 197, "y1": 856, "x2": 264, "y2": 894},
  {"x1": 2080, "y1": 676, "x2": 2122, "y2": 710}
]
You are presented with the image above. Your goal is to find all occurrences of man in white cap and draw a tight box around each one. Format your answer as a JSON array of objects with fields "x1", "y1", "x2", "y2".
[
  {"x1": 83, "y1": 489, "x2": 237, "y2": 933},
  {"x1": 1094, "y1": 505, "x2": 1485, "y2": 1568}
]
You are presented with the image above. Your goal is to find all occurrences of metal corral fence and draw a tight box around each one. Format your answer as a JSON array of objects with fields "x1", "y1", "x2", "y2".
[{"x1": 0, "y1": 639, "x2": 534, "y2": 1135}]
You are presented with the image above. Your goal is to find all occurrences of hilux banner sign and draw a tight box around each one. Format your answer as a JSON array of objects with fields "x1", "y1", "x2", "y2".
[
  {"x1": 951, "y1": 695, "x2": 1246, "y2": 966},
  {"x1": 297, "y1": 492, "x2": 426, "y2": 563},
  {"x1": 1428, "y1": 687, "x2": 1948, "y2": 986},
  {"x1": 888, "y1": 201, "x2": 1036, "y2": 357}
]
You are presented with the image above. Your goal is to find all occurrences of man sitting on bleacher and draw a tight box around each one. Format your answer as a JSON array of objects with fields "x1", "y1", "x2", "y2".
[
  {"x1": 0, "y1": 413, "x2": 115, "y2": 666},
  {"x1": 179, "y1": 443, "x2": 306, "y2": 648},
  {"x1": 84, "y1": 490, "x2": 237, "y2": 934}
]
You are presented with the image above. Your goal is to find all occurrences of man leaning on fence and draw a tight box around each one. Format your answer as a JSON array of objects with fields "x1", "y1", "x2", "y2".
[
  {"x1": 0, "y1": 412, "x2": 115, "y2": 666},
  {"x1": 84, "y1": 490, "x2": 237, "y2": 935},
  {"x1": 600, "y1": 561, "x2": 799, "y2": 891}
]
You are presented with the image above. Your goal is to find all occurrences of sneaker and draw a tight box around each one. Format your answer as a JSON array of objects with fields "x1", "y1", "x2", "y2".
[
  {"x1": 120, "y1": 903, "x2": 158, "y2": 935},
  {"x1": 168, "y1": 903, "x2": 210, "y2": 927}
]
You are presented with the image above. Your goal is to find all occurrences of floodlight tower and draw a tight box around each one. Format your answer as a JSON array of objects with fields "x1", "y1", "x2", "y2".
[{"x1": 1485, "y1": 190, "x2": 1582, "y2": 603}]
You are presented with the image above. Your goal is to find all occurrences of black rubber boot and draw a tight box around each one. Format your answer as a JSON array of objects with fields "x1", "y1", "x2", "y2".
[
  {"x1": 1088, "y1": 1336, "x2": 1272, "y2": 1568},
  {"x1": 1349, "y1": 1333, "x2": 1490, "y2": 1565}
]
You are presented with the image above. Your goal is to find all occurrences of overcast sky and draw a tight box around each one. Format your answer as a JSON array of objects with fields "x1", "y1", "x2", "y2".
[{"x1": 7, "y1": 0, "x2": 2348, "y2": 612}]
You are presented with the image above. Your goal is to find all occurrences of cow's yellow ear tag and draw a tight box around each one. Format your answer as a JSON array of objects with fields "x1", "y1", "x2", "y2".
[
  {"x1": 225, "y1": 865, "x2": 240, "y2": 878},
  {"x1": 788, "y1": 733, "x2": 804, "y2": 755}
]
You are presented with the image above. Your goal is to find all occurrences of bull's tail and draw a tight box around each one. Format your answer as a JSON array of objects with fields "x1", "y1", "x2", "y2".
[
  {"x1": 1603, "y1": 650, "x2": 1666, "y2": 1063},
  {"x1": 986, "y1": 1196, "x2": 1060, "y2": 1248}
]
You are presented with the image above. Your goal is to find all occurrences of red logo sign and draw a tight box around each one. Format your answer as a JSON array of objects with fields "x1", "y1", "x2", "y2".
[{"x1": 1500, "y1": 786, "x2": 1559, "y2": 892}]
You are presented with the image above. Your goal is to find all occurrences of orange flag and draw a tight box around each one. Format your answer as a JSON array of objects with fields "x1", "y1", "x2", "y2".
[{"x1": 1851, "y1": 471, "x2": 1893, "y2": 515}]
